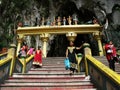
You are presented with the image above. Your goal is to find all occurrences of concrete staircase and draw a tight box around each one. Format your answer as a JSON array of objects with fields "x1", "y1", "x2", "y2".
[
  {"x1": 0, "y1": 57, "x2": 96, "y2": 90},
  {"x1": 94, "y1": 56, "x2": 120, "y2": 74}
]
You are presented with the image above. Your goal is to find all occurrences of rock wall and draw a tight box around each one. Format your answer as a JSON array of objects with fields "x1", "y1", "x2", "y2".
[{"x1": 1, "y1": 0, "x2": 120, "y2": 56}]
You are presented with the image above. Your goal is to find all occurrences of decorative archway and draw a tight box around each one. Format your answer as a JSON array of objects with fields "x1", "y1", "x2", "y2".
[{"x1": 16, "y1": 24, "x2": 103, "y2": 57}]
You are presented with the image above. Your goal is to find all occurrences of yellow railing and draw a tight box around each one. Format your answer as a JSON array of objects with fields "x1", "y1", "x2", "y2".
[
  {"x1": 0, "y1": 57, "x2": 12, "y2": 67},
  {"x1": 0, "y1": 52, "x2": 8, "y2": 60},
  {"x1": 0, "y1": 44, "x2": 34, "y2": 84},
  {"x1": 76, "y1": 53, "x2": 83, "y2": 73},
  {"x1": 82, "y1": 43, "x2": 120, "y2": 89},
  {"x1": 84, "y1": 55, "x2": 120, "y2": 90},
  {"x1": 0, "y1": 52, "x2": 8, "y2": 57},
  {"x1": 15, "y1": 55, "x2": 34, "y2": 73},
  {"x1": 0, "y1": 57, "x2": 12, "y2": 84}
]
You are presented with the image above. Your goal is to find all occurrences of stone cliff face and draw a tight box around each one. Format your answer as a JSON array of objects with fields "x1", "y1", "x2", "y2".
[
  {"x1": 22, "y1": 0, "x2": 120, "y2": 56},
  {"x1": 47, "y1": 0, "x2": 120, "y2": 56},
  {"x1": 0, "y1": 0, "x2": 120, "y2": 55}
]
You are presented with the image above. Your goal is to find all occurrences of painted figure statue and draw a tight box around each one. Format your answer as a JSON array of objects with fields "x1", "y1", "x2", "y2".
[
  {"x1": 63, "y1": 17, "x2": 66, "y2": 25},
  {"x1": 57, "y1": 16, "x2": 61, "y2": 26},
  {"x1": 68, "y1": 16, "x2": 72, "y2": 25}
]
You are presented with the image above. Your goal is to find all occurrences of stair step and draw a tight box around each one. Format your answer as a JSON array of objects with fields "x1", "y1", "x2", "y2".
[
  {"x1": 29, "y1": 69, "x2": 67, "y2": 71},
  {"x1": 11, "y1": 74, "x2": 86, "y2": 79},
  {"x1": 37, "y1": 65, "x2": 65, "y2": 69},
  {"x1": 27, "y1": 71, "x2": 71, "y2": 74},
  {"x1": 27, "y1": 72, "x2": 84, "y2": 75},
  {"x1": 1, "y1": 87, "x2": 97, "y2": 90},
  {"x1": 43, "y1": 57, "x2": 65, "y2": 59},
  {"x1": 1, "y1": 82, "x2": 94, "y2": 87},
  {"x1": 42, "y1": 63, "x2": 64, "y2": 65},
  {"x1": 42, "y1": 62, "x2": 64, "y2": 64},
  {"x1": 1, "y1": 57, "x2": 96, "y2": 90},
  {"x1": 5, "y1": 78, "x2": 90, "y2": 83},
  {"x1": 30, "y1": 68, "x2": 66, "y2": 70}
]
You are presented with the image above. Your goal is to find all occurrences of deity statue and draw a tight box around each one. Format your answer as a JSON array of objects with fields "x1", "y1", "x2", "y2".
[
  {"x1": 93, "y1": 17, "x2": 99, "y2": 24},
  {"x1": 30, "y1": 14, "x2": 35, "y2": 26},
  {"x1": 46, "y1": 17, "x2": 51, "y2": 26},
  {"x1": 57, "y1": 16, "x2": 61, "y2": 26},
  {"x1": 67, "y1": 16, "x2": 72, "y2": 25},
  {"x1": 35, "y1": 11, "x2": 40, "y2": 26},
  {"x1": 73, "y1": 15, "x2": 78, "y2": 25},
  {"x1": 17, "y1": 22, "x2": 23, "y2": 27},
  {"x1": 41, "y1": 17, "x2": 45, "y2": 26},
  {"x1": 24, "y1": 15, "x2": 30, "y2": 26},
  {"x1": 52, "y1": 17, "x2": 56, "y2": 26},
  {"x1": 63, "y1": 17, "x2": 66, "y2": 25}
]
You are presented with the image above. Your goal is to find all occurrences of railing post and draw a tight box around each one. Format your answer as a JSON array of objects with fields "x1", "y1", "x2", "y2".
[
  {"x1": 93, "y1": 32, "x2": 104, "y2": 56},
  {"x1": 83, "y1": 43, "x2": 92, "y2": 56},
  {"x1": 84, "y1": 56, "x2": 88, "y2": 76},
  {"x1": 16, "y1": 34, "x2": 24, "y2": 56},
  {"x1": 22, "y1": 58, "x2": 26, "y2": 73},
  {"x1": 40, "y1": 33, "x2": 49, "y2": 58},
  {"x1": 76, "y1": 53, "x2": 83, "y2": 73},
  {"x1": 7, "y1": 44, "x2": 16, "y2": 76},
  {"x1": 83, "y1": 43, "x2": 91, "y2": 76}
]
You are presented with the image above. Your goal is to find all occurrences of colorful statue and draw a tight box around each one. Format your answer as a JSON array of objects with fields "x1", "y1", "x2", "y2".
[
  {"x1": 46, "y1": 17, "x2": 51, "y2": 26},
  {"x1": 73, "y1": 15, "x2": 78, "y2": 25},
  {"x1": 24, "y1": 15, "x2": 30, "y2": 26},
  {"x1": 63, "y1": 17, "x2": 66, "y2": 25},
  {"x1": 67, "y1": 16, "x2": 72, "y2": 25},
  {"x1": 17, "y1": 22, "x2": 23, "y2": 27},
  {"x1": 57, "y1": 16, "x2": 61, "y2": 26},
  {"x1": 93, "y1": 17, "x2": 99, "y2": 24},
  {"x1": 30, "y1": 14, "x2": 35, "y2": 26},
  {"x1": 52, "y1": 17, "x2": 56, "y2": 26},
  {"x1": 41, "y1": 17, "x2": 45, "y2": 26}
]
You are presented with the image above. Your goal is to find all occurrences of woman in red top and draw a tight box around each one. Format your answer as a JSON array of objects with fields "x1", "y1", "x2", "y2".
[
  {"x1": 105, "y1": 41, "x2": 117, "y2": 71},
  {"x1": 33, "y1": 46, "x2": 43, "y2": 68}
]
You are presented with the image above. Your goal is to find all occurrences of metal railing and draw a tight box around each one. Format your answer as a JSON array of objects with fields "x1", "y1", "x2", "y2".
[
  {"x1": 14, "y1": 55, "x2": 34, "y2": 73},
  {"x1": 84, "y1": 55, "x2": 120, "y2": 90},
  {"x1": 0, "y1": 52, "x2": 8, "y2": 60},
  {"x1": 0, "y1": 44, "x2": 34, "y2": 84},
  {"x1": 83, "y1": 43, "x2": 120, "y2": 90},
  {"x1": 0, "y1": 57, "x2": 12, "y2": 84}
]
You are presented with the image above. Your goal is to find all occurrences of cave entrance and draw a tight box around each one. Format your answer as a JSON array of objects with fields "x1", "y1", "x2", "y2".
[{"x1": 47, "y1": 34, "x2": 91, "y2": 57}]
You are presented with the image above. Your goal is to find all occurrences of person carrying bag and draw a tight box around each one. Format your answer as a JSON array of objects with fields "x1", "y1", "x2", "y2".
[
  {"x1": 64, "y1": 58, "x2": 70, "y2": 70},
  {"x1": 66, "y1": 41, "x2": 82, "y2": 75}
]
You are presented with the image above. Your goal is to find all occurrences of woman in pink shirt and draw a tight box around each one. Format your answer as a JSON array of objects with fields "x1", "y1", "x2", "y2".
[{"x1": 27, "y1": 47, "x2": 34, "y2": 55}]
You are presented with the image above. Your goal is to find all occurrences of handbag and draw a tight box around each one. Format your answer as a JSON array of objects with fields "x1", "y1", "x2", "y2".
[
  {"x1": 64, "y1": 58, "x2": 70, "y2": 70},
  {"x1": 107, "y1": 49, "x2": 113, "y2": 53}
]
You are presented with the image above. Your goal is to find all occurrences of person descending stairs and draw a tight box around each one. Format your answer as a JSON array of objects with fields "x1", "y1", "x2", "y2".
[
  {"x1": 0, "y1": 57, "x2": 97, "y2": 90},
  {"x1": 94, "y1": 56, "x2": 120, "y2": 74}
]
